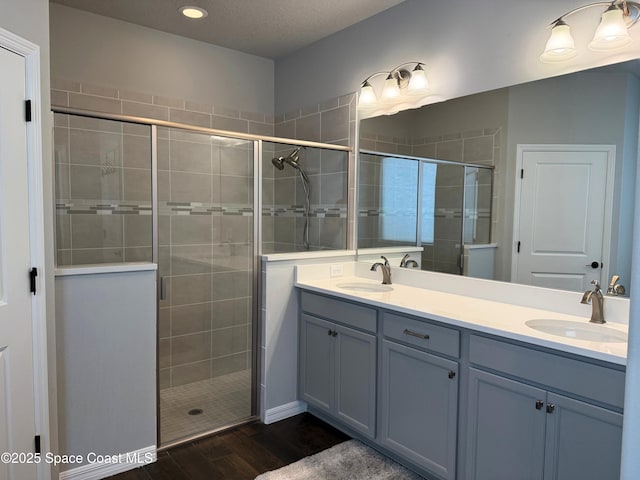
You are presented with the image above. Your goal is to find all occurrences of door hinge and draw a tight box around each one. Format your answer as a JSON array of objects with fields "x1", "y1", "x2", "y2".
[
  {"x1": 29, "y1": 267, "x2": 38, "y2": 295},
  {"x1": 25, "y1": 100, "x2": 32, "y2": 122},
  {"x1": 34, "y1": 435, "x2": 41, "y2": 454},
  {"x1": 520, "y1": 168, "x2": 524, "y2": 179},
  {"x1": 517, "y1": 241, "x2": 521, "y2": 253}
]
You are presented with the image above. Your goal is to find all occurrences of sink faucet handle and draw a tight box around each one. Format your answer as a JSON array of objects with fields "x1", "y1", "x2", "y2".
[
  {"x1": 590, "y1": 279, "x2": 601, "y2": 293},
  {"x1": 606, "y1": 275, "x2": 625, "y2": 296},
  {"x1": 380, "y1": 255, "x2": 390, "y2": 267},
  {"x1": 400, "y1": 254, "x2": 410, "y2": 267}
]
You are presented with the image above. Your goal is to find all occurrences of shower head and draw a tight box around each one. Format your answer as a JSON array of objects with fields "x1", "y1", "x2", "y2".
[
  {"x1": 272, "y1": 147, "x2": 302, "y2": 170},
  {"x1": 272, "y1": 156, "x2": 285, "y2": 170}
]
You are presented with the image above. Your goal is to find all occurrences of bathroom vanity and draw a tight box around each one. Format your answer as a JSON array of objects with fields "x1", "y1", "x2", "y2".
[{"x1": 295, "y1": 265, "x2": 627, "y2": 480}]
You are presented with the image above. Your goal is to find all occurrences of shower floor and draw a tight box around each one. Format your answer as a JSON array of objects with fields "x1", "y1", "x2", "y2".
[{"x1": 160, "y1": 369, "x2": 252, "y2": 445}]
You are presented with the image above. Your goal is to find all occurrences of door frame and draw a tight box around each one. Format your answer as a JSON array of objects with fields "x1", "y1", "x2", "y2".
[
  {"x1": 511, "y1": 144, "x2": 616, "y2": 288},
  {"x1": 0, "y1": 27, "x2": 51, "y2": 480}
]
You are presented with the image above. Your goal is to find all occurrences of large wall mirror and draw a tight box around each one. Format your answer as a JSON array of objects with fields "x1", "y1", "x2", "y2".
[{"x1": 357, "y1": 59, "x2": 640, "y2": 294}]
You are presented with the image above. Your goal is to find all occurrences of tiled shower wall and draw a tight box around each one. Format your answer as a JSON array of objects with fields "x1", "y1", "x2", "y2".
[
  {"x1": 51, "y1": 79, "x2": 356, "y2": 389},
  {"x1": 53, "y1": 113, "x2": 153, "y2": 265},
  {"x1": 261, "y1": 94, "x2": 356, "y2": 252},
  {"x1": 262, "y1": 143, "x2": 349, "y2": 253},
  {"x1": 51, "y1": 78, "x2": 275, "y2": 136},
  {"x1": 157, "y1": 129, "x2": 254, "y2": 389}
]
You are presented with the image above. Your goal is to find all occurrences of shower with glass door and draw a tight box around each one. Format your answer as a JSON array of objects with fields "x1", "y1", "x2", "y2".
[
  {"x1": 156, "y1": 127, "x2": 256, "y2": 445},
  {"x1": 52, "y1": 107, "x2": 350, "y2": 447}
]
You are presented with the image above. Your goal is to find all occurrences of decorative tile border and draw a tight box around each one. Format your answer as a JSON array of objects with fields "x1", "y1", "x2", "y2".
[
  {"x1": 262, "y1": 205, "x2": 348, "y2": 218},
  {"x1": 56, "y1": 202, "x2": 152, "y2": 215},
  {"x1": 56, "y1": 201, "x2": 255, "y2": 216}
]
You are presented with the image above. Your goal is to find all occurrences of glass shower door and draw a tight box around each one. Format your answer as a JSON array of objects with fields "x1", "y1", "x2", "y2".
[{"x1": 157, "y1": 127, "x2": 255, "y2": 445}]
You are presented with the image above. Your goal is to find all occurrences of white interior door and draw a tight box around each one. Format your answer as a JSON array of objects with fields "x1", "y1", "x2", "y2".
[
  {"x1": 0, "y1": 46, "x2": 37, "y2": 478},
  {"x1": 512, "y1": 145, "x2": 613, "y2": 292}
]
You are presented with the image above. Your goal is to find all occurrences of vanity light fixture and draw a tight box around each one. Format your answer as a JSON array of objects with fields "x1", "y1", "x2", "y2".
[
  {"x1": 179, "y1": 5, "x2": 208, "y2": 19},
  {"x1": 358, "y1": 62, "x2": 433, "y2": 116},
  {"x1": 540, "y1": 0, "x2": 640, "y2": 63}
]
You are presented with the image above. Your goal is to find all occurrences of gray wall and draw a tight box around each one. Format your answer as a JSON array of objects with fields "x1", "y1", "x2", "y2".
[
  {"x1": 50, "y1": 3, "x2": 275, "y2": 115},
  {"x1": 274, "y1": 0, "x2": 640, "y2": 115},
  {"x1": 55, "y1": 270, "x2": 156, "y2": 470},
  {"x1": 0, "y1": 0, "x2": 57, "y2": 467}
]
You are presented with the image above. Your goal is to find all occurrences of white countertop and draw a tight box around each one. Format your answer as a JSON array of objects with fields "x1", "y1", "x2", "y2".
[{"x1": 295, "y1": 275, "x2": 627, "y2": 366}]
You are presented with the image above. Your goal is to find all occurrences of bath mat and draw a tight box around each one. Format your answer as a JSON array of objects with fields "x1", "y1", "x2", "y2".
[{"x1": 255, "y1": 439, "x2": 424, "y2": 479}]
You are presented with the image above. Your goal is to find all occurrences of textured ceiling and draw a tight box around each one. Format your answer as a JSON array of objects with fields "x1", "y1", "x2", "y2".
[{"x1": 50, "y1": 0, "x2": 406, "y2": 59}]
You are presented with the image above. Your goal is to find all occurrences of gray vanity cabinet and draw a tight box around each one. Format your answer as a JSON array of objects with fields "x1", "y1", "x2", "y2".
[
  {"x1": 380, "y1": 339, "x2": 459, "y2": 480},
  {"x1": 299, "y1": 314, "x2": 334, "y2": 412},
  {"x1": 465, "y1": 335, "x2": 624, "y2": 480},
  {"x1": 298, "y1": 289, "x2": 625, "y2": 480},
  {"x1": 299, "y1": 292, "x2": 377, "y2": 438},
  {"x1": 465, "y1": 368, "x2": 548, "y2": 480},
  {"x1": 543, "y1": 392, "x2": 622, "y2": 480}
]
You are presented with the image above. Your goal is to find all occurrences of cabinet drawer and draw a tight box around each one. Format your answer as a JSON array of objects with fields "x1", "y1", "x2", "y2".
[
  {"x1": 383, "y1": 311, "x2": 460, "y2": 358},
  {"x1": 469, "y1": 335, "x2": 625, "y2": 409},
  {"x1": 300, "y1": 291, "x2": 376, "y2": 333}
]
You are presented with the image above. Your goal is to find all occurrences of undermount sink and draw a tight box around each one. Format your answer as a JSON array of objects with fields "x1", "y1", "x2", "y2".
[
  {"x1": 336, "y1": 282, "x2": 393, "y2": 293},
  {"x1": 525, "y1": 319, "x2": 627, "y2": 343}
]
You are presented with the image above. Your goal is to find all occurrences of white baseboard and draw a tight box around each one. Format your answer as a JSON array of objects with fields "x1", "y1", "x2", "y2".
[
  {"x1": 264, "y1": 400, "x2": 307, "y2": 424},
  {"x1": 59, "y1": 445, "x2": 156, "y2": 480}
]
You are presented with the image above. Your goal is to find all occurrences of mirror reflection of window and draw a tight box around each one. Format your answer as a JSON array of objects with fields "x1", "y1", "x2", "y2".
[{"x1": 380, "y1": 157, "x2": 418, "y2": 243}]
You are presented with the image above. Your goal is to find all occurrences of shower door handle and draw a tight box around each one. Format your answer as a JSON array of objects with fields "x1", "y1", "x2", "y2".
[{"x1": 160, "y1": 276, "x2": 167, "y2": 300}]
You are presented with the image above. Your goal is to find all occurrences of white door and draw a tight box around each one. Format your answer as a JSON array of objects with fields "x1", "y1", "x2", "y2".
[
  {"x1": 512, "y1": 145, "x2": 613, "y2": 292},
  {"x1": 0, "y1": 46, "x2": 37, "y2": 479}
]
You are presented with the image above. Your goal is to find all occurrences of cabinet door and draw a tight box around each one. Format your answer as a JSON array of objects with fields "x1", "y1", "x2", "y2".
[
  {"x1": 300, "y1": 314, "x2": 334, "y2": 413},
  {"x1": 466, "y1": 368, "x2": 546, "y2": 480},
  {"x1": 380, "y1": 340, "x2": 458, "y2": 480},
  {"x1": 544, "y1": 393, "x2": 622, "y2": 480},
  {"x1": 334, "y1": 324, "x2": 377, "y2": 438}
]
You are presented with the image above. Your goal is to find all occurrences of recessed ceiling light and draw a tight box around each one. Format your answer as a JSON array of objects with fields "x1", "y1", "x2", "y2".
[{"x1": 179, "y1": 6, "x2": 208, "y2": 19}]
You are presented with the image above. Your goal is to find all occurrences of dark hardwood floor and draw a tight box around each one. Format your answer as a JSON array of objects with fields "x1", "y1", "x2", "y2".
[{"x1": 107, "y1": 413, "x2": 350, "y2": 480}]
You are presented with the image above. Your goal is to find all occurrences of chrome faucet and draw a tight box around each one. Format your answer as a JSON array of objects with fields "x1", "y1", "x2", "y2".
[
  {"x1": 400, "y1": 254, "x2": 419, "y2": 268},
  {"x1": 580, "y1": 280, "x2": 605, "y2": 324},
  {"x1": 371, "y1": 256, "x2": 392, "y2": 284},
  {"x1": 606, "y1": 275, "x2": 626, "y2": 296}
]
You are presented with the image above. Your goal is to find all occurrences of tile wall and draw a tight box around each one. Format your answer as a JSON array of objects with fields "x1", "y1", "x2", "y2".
[
  {"x1": 51, "y1": 79, "x2": 358, "y2": 388},
  {"x1": 53, "y1": 113, "x2": 153, "y2": 265},
  {"x1": 51, "y1": 78, "x2": 275, "y2": 136},
  {"x1": 262, "y1": 94, "x2": 356, "y2": 253},
  {"x1": 157, "y1": 129, "x2": 254, "y2": 389}
]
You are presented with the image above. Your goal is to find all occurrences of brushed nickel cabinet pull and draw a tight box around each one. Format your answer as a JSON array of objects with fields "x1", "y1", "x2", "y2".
[
  {"x1": 535, "y1": 400, "x2": 544, "y2": 410},
  {"x1": 403, "y1": 328, "x2": 430, "y2": 340}
]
